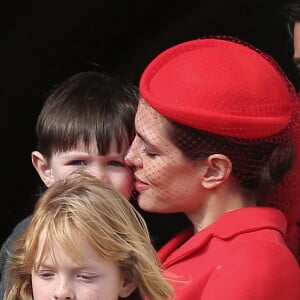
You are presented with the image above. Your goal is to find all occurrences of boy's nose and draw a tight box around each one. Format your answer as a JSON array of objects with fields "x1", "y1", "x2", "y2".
[{"x1": 91, "y1": 169, "x2": 111, "y2": 184}]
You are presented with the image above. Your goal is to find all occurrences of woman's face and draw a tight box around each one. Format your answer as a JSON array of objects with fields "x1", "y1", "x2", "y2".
[{"x1": 125, "y1": 100, "x2": 207, "y2": 214}]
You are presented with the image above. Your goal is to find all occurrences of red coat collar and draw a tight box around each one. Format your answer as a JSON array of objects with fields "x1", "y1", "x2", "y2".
[{"x1": 158, "y1": 207, "x2": 287, "y2": 265}]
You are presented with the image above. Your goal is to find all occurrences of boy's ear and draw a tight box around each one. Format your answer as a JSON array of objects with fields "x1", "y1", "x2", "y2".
[
  {"x1": 201, "y1": 154, "x2": 232, "y2": 190},
  {"x1": 31, "y1": 151, "x2": 54, "y2": 187},
  {"x1": 119, "y1": 277, "x2": 137, "y2": 298}
]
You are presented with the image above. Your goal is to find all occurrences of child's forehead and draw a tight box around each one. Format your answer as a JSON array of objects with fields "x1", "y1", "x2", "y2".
[
  {"x1": 35, "y1": 227, "x2": 87, "y2": 263},
  {"x1": 66, "y1": 139, "x2": 98, "y2": 152}
]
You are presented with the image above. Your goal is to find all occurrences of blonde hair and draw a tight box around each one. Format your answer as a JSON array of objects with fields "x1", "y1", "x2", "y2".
[{"x1": 4, "y1": 174, "x2": 173, "y2": 300}]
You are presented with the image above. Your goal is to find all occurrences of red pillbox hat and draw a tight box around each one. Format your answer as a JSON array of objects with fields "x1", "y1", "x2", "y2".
[{"x1": 139, "y1": 38, "x2": 297, "y2": 138}]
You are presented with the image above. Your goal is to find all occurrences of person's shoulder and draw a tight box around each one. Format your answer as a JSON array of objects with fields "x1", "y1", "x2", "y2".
[
  {"x1": 204, "y1": 240, "x2": 300, "y2": 299},
  {"x1": 6, "y1": 216, "x2": 31, "y2": 239},
  {"x1": 0, "y1": 215, "x2": 32, "y2": 285},
  {"x1": 0, "y1": 216, "x2": 32, "y2": 256},
  {"x1": 226, "y1": 239, "x2": 299, "y2": 274},
  {"x1": 11, "y1": 216, "x2": 31, "y2": 234}
]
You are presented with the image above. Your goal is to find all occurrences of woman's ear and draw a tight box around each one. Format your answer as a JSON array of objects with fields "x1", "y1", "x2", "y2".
[
  {"x1": 118, "y1": 277, "x2": 137, "y2": 298},
  {"x1": 201, "y1": 154, "x2": 232, "y2": 189},
  {"x1": 31, "y1": 151, "x2": 54, "y2": 187}
]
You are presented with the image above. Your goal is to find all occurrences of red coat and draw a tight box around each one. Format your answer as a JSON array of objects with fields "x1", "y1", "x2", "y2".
[{"x1": 158, "y1": 207, "x2": 300, "y2": 299}]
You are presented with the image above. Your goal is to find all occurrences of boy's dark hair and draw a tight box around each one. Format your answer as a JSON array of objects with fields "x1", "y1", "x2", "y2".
[{"x1": 36, "y1": 71, "x2": 139, "y2": 160}]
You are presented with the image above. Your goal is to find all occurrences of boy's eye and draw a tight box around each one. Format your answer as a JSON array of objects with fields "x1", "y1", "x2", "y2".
[
  {"x1": 69, "y1": 160, "x2": 87, "y2": 166},
  {"x1": 107, "y1": 160, "x2": 125, "y2": 167}
]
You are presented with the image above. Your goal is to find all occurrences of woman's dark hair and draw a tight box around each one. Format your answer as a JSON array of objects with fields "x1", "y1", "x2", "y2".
[
  {"x1": 167, "y1": 120, "x2": 295, "y2": 206},
  {"x1": 283, "y1": 0, "x2": 300, "y2": 38}
]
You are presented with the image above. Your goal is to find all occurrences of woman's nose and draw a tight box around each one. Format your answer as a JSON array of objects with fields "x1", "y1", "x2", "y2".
[
  {"x1": 124, "y1": 148, "x2": 134, "y2": 166},
  {"x1": 125, "y1": 139, "x2": 142, "y2": 168}
]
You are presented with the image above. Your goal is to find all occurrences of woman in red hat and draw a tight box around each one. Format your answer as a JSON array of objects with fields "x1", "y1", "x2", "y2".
[{"x1": 125, "y1": 37, "x2": 300, "y2": 299}]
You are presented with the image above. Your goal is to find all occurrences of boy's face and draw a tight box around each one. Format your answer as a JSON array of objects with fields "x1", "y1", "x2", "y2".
[{"x1": 33, "y1": 139, "x2": 133, "y2": 199}]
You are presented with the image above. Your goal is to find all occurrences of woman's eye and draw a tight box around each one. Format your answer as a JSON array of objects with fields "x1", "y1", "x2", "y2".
[
  {"x1": 107, "y1": 160, "x2": 125, "y2": 167},
  {"x1": 143, "y1": 149, "x2": 157, "y2": 158},
  {"x1": 69, "y1": 160, "x2": 87, "y2": 166}
]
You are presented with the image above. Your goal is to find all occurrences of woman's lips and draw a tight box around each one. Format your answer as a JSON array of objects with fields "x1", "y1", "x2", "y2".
[{"x1": 134, "y1": 177, "x2": 149, "y2": 192}]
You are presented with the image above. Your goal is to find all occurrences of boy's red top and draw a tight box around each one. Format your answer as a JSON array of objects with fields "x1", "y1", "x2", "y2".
[{"x1": 158, "y1": 207, "x2": 300, "y2": 299}]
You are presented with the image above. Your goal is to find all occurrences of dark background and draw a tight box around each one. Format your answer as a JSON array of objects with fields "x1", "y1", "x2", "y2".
[{"x1": 1, "y1": 0, "x2": 297, "y2": 245}]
